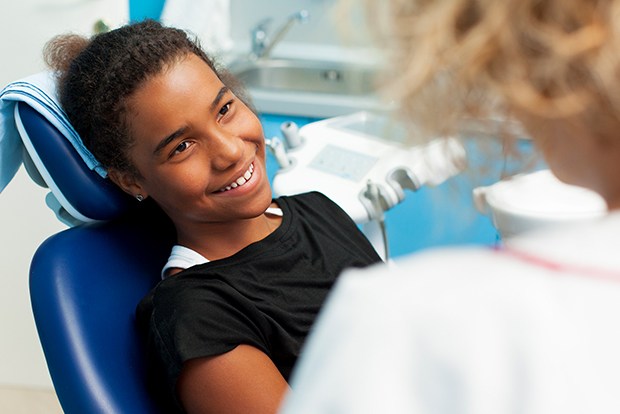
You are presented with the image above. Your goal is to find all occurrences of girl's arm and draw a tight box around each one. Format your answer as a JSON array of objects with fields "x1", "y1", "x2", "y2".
[{"x1": 177, "y1": 344, "x2": 290, "y2": 414}]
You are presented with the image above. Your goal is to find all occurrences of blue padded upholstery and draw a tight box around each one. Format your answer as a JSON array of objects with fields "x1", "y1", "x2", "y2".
[
  {"x1": 18, "y1": 99, "x2": 177, "y2": 412},
  {"x1": 16, "y1": 102, "x2": 134, "y2": 222},
  {"x1": 30, "y1": 207, "x2": 175, "y2": 413}
]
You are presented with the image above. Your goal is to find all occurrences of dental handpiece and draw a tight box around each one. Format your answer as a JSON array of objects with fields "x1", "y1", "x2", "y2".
[
  {"x1": 266, "y1": 136, "x2": 291, "y2": 168},
  {"x1": 280, "y1": 121, "x2": 302, "y2": 149}
]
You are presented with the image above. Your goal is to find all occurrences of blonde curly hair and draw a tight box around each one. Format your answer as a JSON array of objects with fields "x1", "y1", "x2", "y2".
[{"x1": 347, "y1": 0, "x2": 620, "y2": 142}]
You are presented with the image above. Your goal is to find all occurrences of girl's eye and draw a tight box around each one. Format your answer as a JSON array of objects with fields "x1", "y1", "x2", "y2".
[
  {"x1": 219, "y1": 101, "x2": 232, "y2": 117},
  {"x1": 172, "y1": 141, "x2": 190, "y2": 156}
]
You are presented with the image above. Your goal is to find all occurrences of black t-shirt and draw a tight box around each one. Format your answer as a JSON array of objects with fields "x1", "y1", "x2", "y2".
[{"x1": 136, "y1": 192, "x2": 382, "y2": 408}]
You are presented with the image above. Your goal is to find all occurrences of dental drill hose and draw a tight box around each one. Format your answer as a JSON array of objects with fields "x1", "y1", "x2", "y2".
[{"x1": 362, "y1": 180, "x2": 389, "y2": 261}]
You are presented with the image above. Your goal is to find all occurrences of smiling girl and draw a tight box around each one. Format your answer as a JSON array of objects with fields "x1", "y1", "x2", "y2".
[{"x1": 44, "y1": 20, "x2": 381, "y2": 413}]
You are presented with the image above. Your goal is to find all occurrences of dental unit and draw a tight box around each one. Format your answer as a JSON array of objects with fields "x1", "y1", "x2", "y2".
[{"x1": 266, "y1": 111, "x2": 467, "y2": 260}]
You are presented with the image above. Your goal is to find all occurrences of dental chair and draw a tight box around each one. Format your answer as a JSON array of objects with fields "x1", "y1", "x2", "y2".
[{"x1": 15, "y1": 101, "x2": 175, "y2": 413}]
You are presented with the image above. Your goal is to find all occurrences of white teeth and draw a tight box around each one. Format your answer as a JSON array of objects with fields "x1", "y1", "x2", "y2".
[{"x1": 218, "y1": 163, "x2": 254, "y2": 192}]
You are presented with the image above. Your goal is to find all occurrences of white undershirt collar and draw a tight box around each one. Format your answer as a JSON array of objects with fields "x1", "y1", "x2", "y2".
[{"x1": 161, "y1": 207, "x2": 283, "y2": 278}]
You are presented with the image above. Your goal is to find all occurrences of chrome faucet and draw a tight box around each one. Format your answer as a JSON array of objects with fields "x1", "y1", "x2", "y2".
[{"x1": 250, "y1": 10, "x2": 310, "y2": 59}]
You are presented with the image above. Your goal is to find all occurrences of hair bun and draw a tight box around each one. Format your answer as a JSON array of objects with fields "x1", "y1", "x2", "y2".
[{"x1": 43, "y1": 34, "x2": 90, "y2": 75}]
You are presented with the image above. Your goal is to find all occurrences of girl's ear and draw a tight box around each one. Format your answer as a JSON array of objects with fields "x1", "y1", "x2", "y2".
[{"x1": 107, "y1": 168, "x2": 148, "y2": 200}]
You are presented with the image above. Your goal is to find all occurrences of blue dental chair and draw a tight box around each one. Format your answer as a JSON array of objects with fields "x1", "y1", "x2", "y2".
[{"x1": 15, "y1": 101, "x2": 175, "y2": 413}]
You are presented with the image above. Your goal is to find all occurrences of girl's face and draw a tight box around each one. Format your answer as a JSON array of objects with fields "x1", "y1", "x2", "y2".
[{"x1": 117, "y1": 53, "x2": 272, "y2": 229}]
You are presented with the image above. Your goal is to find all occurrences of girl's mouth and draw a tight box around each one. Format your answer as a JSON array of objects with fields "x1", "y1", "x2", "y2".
[{"x1": 218, "y1": 163, "x2": 254, "y2": 192}]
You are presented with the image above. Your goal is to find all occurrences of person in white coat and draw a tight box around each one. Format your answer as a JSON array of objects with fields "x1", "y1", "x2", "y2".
[{"x1": 280, "y1": 0, "x2": 620, "y2": 413}]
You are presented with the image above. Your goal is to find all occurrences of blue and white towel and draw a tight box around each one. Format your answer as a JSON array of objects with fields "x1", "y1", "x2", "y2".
[{"x1": 0, "y1": 71, "x2": 105, "y2": 193}]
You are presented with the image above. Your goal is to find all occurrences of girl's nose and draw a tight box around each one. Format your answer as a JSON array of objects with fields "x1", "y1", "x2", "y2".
[{"x1": 209, "y1": 130, "x2": 244, "y2": 171}]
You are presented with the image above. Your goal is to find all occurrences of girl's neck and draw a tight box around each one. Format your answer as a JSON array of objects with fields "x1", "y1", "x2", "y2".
[{"x1": 174, "y1": 211, "x2": 281, "y2": 262}]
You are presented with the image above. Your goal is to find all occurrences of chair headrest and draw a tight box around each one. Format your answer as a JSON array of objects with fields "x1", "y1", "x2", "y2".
[{"x1": 15, "y1": 102, "x2": 135, "y2": 224}]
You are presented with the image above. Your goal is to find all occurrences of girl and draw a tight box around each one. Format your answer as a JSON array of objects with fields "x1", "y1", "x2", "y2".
[{"x1": 45, "y1": 20, "x2": 381, "y2": 413}]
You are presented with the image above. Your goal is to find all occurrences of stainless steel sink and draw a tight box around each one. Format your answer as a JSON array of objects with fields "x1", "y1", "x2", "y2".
[
  {"x1": 227, "y1": 57, "x2": 382, "y2": 118},
  {"x1": 231, "y1": 58, "x2": 376, "y2": 95}
]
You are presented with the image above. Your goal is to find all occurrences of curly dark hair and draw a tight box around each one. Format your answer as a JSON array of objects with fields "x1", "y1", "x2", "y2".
[{"x1": 44, "y1": 20, "x2": 250, "y2": 176}]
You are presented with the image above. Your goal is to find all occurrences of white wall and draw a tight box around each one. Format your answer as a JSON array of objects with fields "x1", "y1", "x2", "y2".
[
  {"x1": 231, "y1": 0, "x2": 343, "y2": 46},
  {"x1": 228, "y1": 0, "x2": 372, "y2": 61},
  {"x1": 0, "y1": 0, "x2": 127, "y2": 389}
]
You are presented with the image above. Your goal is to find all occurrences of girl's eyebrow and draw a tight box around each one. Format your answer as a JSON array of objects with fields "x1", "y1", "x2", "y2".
[
  {"x1": 154, "y1": 126, "x2": 188, "y2": 155},
  {"x1": 210, "y1": 86, "x2": 230, "y2": 110},
  {"x1": 153, "y1": 86, "x2": 230, "y2": 155}
]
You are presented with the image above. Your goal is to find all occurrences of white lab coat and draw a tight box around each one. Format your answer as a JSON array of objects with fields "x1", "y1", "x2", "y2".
[{"x1": 281, "y1": 211, "x2": 620, "y2": 414}]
